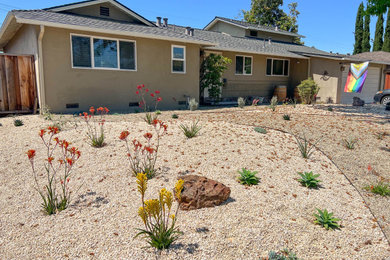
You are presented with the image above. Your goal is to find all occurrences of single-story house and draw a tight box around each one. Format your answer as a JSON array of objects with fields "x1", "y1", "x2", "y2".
[{"x1": 0, "y1": 0, "x2": 386, "y2": 112}]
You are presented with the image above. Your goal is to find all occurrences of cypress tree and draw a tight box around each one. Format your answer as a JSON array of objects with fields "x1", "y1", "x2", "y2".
[
  {"x1": 383, "y1": 9, "x2": 390, "y2": 52},
  {"x1": 353, "y1": 3, "x2": 364, "y2": 54},
  {"x1": 373, "y1": 14, "x2": 384, "y2": 51},
  {"x1": 362, "y1": 14, "x2": 371, "y2": 52}
]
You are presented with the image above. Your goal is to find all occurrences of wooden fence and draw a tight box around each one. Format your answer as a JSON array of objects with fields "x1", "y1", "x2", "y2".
[{"x1": 0, "y1": 54, "x2": 37, "y2": 113}]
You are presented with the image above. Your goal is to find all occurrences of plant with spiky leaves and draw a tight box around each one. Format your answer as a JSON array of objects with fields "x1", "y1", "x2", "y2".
[
  {"x1": 314, "y1": 208, "x2": 341, "y2": 230},
  {"x1": 297, "y1": 172, "x2": 321, "y2": 188}
]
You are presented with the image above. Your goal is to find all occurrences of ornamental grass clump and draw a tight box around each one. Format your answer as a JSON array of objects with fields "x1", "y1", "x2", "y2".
[
  {"x1": 314, "y1": 208, "x2": 341, "y2": 230},
  {"x1": 120, "y1": 119, "x2": 167, "y2": 179},
  {"x1": 297, "y1": 171, "x2": 321, "y2": 188},
  {"x1": 135, "y1": 173, "x2": 184, "y2": 250},
  {"x1": 343, "y1": 136, "x2": 357, "y2": 150},
  {"x1": 136, "y1": 84, "x2": 162, "y2": 124},
  {"x1": 26, "y1": 126, "x2": 81, "y2": 215},
  {"x1": 79, "y1": 106, "x2": 109, "y2": 147},
  {"x1": 295, "y1": 133, "x2": 322, "y2": 159},
  {"x1": 237, "y1": 97, "x2": 245, "y2": 108},
  {"x1": 179, "y1": 120, "x2": 202, "y2": 138},
  {"x1": 269, "y1": 96, "x2": 278, "y2": 111}
]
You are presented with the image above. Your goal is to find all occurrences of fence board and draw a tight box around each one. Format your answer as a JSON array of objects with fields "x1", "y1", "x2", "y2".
[
  {"x1": 5, "y1": 56, "x2": 16, "y2": 111},
  {"x1": 18, "y1": 56, "x2": 33, "y2": 109},
  {"x1": 0, "y1": 56, "x2": 8, "y2": 111}
]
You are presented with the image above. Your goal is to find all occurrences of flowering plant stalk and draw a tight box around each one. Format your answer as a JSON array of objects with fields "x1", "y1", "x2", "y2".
[
  {"x1": 119, "y1": 120, "x2": 167, "y2": 179},
  {"x1": 136, "y1": 84, "x2": 162, "y2": 124},
  {"x1": 135, "y1": 173, "x2": 184, "y2": 250},
  {"x1": 26, "y1": 126, "x2": 81, "y2": 215},
  {"x1": 79, "y1": 106, "x2": 109, "y2": 147}
]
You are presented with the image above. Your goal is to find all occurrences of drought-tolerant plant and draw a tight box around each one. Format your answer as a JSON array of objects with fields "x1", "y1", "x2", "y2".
[
  {"x1": 189, "y1": 98, "x2": 199, "y2": 111},
  {"x1": 79, "y1": 106, "x2": 109, "y2": 147},
  {"x1": 297, "y1": 78, "x2": 320, "y2": 104},
  {"x1": 136, "y1": 84, "x2": 162, "y2": 124},
  {"x1": 374, "y1": 131, "x2": 388, "y2": 140},
  {"x1": 120, "y1": 119, "x2": 167, "y2": 179},
  {"x1": 252, "y1": 98, "x2": 260, "y2": 106},
  {"x1": 343, "y1": 136, "x2": 357, "y2": 150},
  {"x1": 283, "y1": 114, "x2": 291, "y2": 121},
  {"x1": 269, "y1": 96, "x2": 278, "y2": 111},
  {"x1": 237, "y1": 97, "x2": 245, "y2": 108},
  {"x1": 155, "y1": 110, "x2": 162, "y2": 115},
  {"x1": 295, "y1": 133, "x2": 322, "y2": 159},
  {"x1": 314, "y1": 208, "x2": 340, "y2": 230},
  {"x1": 135, "y1": 173, "x2": 184, "y2": 250},
  {"x1": 26, "y1": 126, "x2": 81, "y2": 215},
  {"x1": 364, "y1": 182, "x2": 390, "y2": 196},
  {"x1": 268, "y1": 249, "x2": 300, "y2": 260},
  {"x1": 14, "y1": 119, "x2": 24, "y2": 127},
  {"x1": 171, "y1": 114, "x2": 179, "y2": 119},
  {"x1": 327, "y1": 106, "x2": 333, "y2": 112},
  {"x1": 297, "y1": 172, "x2": 321, "y2": 188},
  {"x1": 237, "y1": 168, "x2": 259, "y2": 186},
  {"x1": 179, "y1": 120, "x2": 202, "y2": 138},
  {"x1": 41, "y1": 105, "x2": 53, "y2": 121},
  {"x1": 254, "y1": 127, "x2": 267, "y2": 134}
]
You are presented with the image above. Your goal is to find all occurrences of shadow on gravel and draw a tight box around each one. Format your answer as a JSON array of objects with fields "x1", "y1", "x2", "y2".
[
  {"x1": 170, "y1": 243, "x2": 200, "y2": 254},
  {"x1": 73, "y1": 191, "x2": 109, "y2": 208},
  {"x1": 314, "y1": 104, "x2": 390, "y2": 118}
]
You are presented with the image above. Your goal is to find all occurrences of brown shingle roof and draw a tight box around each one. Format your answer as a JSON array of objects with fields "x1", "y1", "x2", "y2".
[{"x1": 346, "y1": 51, "x2": 390, "y2": 64}]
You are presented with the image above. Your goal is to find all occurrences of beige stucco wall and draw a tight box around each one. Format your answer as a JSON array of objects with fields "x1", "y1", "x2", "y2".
[
  {"x1": 218, "y1": 51, "x2": 307, "y2": 98},
  {"x1": 208, "y1": 22, "x2": 246, "y2": 37},
  {"x1": 4, "y1": 24, "x2": 39, "y2": 55},
  {"x1": 310, "y1": 57, "x2": 342, "y2": 103},
  {"x1": 245, "y1": 30, "x2": 294, "y2": 43},
  {"x1": 65, "y1": 3, "x2": 141, "y2": 23},
  {"x1": 41, "y1": 27, "x2": 200, "y2": 113}
]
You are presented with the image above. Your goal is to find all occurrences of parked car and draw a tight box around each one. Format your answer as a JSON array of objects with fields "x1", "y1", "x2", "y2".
[{"x1": 374, "y1": 89, "x2": 390, "y2": 105}]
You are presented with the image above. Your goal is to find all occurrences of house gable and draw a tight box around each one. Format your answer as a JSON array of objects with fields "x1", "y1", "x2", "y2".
[{"x1": 45, "y1": 0, "x2": 155, "y2": 26}]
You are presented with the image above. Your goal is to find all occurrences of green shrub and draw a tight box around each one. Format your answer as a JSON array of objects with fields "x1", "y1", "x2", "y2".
[
  {"x1": 297, "y1": 78, "x2": 320, "y2": 104},
  {"x1": 298, "y1": 172, "x2": 321, "y2": 188},
  {"x1": 172, "y1": 114, "x2": 179, "y2": 119},
  {"x1": 343, "y1": 136, "x2": 357, "y2": 150},
  {"x1": 14, "y1": 119, "x2": 24, "y2": 127},
  {"x1": 283, "y1": 114, "x2": 290, "y2": 121},
  {"x1": 189, "y1": 98, "x2": 198, "y2": 111},
  {"x1": 269, "y1": 96, "x2": 278, "y2": 111},
  {"x1": 374, "y1": 131, "x2": 387, "y2": 140},
  {"x1": 268, "y1": 249, "x2": 300, "y2": 260},
  {"x1": 155, "y1": 110, "x2": 162, "y2": 115},
  {"x1": 327, "y1": 106, "x2": 333, "y2": 112},
  {"x1": 295, "y1": 133, "x2": 321, "y2": 159},
  {"x1": 314, "y1": 208, "x2": 340, "y2": 230},
  {"x1": 237, "y1": 168, "x2": 259, "y2": 186},
  {"x1": 237, "y1": 97, "x2": 245, "y2": 108},
  {"x1": 364, "y1": 182, "x2": 390, "y2": 196},
  {"x1": 254, "y1": 127, "x2": 267, "y2": 134},
  {"x1": 180, "y1": 120, "x2": 201, "y2": 138}
]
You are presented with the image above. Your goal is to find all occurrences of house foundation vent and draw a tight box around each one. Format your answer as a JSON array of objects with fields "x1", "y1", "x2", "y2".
[
  {"x1": 129, "y1": 102, "x2": 139, "y2": 107},
  {"x1": 66, "y1": 103, "x2": 79, "y2": 109}
]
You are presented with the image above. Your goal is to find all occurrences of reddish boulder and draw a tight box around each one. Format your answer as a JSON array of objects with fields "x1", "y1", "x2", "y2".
[{"x1": 176, "y1": 175, "x2": 231, "y2": 210}]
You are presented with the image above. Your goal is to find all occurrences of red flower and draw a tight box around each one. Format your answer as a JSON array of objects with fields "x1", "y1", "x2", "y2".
[
  {"x1": 104, "y1": 107, "x2": 109, "y2": 113},
  {"x1": 144, "y1": 146, "x2": 155, "y2": 154},
  {"x1": 150, "y1": 93, "x2": 155, "y2": 97},
  {"x1": 144, "y1": 133, "x2": 153, "y2": 139},
  {"x1": 67, "y1": 178, "x2": 70, "y2": 183},
  {"x1": 137, "y1": 85, "x2": 142, "y2": 90},
  {"x1": 47, "y1": 157, "x2": 54, "y2": 164},
  {"x1": 75, "y1": 150, "x2": 81, "y2": 159},
  {"x1": 145, "y1": 88, "x2": 149, "y2": 93},
  {"x1": 66, "y1": 158, "x2": 74, "y2": 166},
  {"x1": 119, "y1": 131, "x2": 130, "y2": 140},
  {"x1": 58, "y1": 159, "x2": 64, "y2": 165},
  {"x1": 156, "y1": 97, "x2": 162, "y2": 102},
  {"x1": 53, "y1": 137, "x2": 60, "y2": 144},
  {"x1": 39, "y1": 129, "x2": 46, "y2": 138},
  {"x1": 136, "y1": 91, "x2": 139, "y2": 95},
  {"x1": 97, "y1": 107, "x2": 104, "y2": 113},
  {"x1": 368, "y1": 165, "x2": 372, "y2": 172},
  {"x1": 27, "y1": 149, "x2": 36, "y2": 160},
  {"x1": 89, "y1": 106, "x2": 95, "y2": 114},
  {"x1": 155, "y1": 90, "x2": 160, "y2": 94},
  {"x1": 141, "y1": 84, "x2": 145, "y2": 88},
  {"x1": 47, "y1": 126, "x2": 59, "y2": 134}
]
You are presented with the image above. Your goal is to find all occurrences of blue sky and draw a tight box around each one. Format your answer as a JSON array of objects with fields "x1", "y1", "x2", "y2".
[{"x1": 0, "y1": 0, "x2": 385, "y2": 54}]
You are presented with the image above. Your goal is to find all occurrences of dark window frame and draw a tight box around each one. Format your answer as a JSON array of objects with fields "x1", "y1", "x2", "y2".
[{"x1": 266, "y1": 58, "x2": 289, "y2": 76}]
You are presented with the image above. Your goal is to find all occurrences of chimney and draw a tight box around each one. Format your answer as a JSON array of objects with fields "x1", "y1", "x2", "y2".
[
  {"x1": 156, "y1": 17, "x2": 162, "y2": 27},
  {"x1": 163, "y1": 18, "x2": 168, "y2": 27},
  {"x1": 268, "y1": 37, "x2": 272, "y2": 45},
  {"x1": 189, "y1": 28, "x2": 194, "y2": 36},
  {"x1": 275, "y1": 26, "x2": 278, "y2": 31},
  {"x1": 185, "y1": 27, "x2": 191, "y2": 35}
]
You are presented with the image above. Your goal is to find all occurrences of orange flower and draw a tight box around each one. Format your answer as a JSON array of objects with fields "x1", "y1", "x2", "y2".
[
  {"x1": 144, "y1": 146, "x2": 155, "y2": 154},
  {"x1": 53, "y1": 137, "x2": 60, "y2": 144},
  {"x1": 368, "y1": 165, "x2": 372, "y2": 172},
  {"x1": 66, "y1": 158, "x2": 74, "y2": 166},
  {"x1": 58, "y1": 159, "x2": 64, "y2": 165},
  {"x1": 39, "y1": 129, "x2": 46, "y2": 138},
  {"x1": 144, "y1": 133, "x2": 153, "y2": 140},
  {"x1": 47, "y1": 157, "x2": 54, "y2": 164},
  {"x1": 27, "y1": 149, "x2": 36, "y2": 159},
  {"x1": 89, "y1": 106, "x2": 95, "y2": 114},
  {"x1": 119, "y1": 131, "x2": 130, "y2": 140},
  {"x1": 47, "y1": 126, "x2": 59, "y2": 134},
  {"x1": 97, "y1": 107, "x2": 104, "y2": 112}
]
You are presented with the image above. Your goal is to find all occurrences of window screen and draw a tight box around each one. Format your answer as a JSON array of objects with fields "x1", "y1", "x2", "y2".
[
  {"x1": 93, "y1": 39, "x2": 118, "y2": 68},
  {"x1": 120, "y1": 41, "x2": 136, "y2": 70},
  {"x1": 72, "y1": 36, "x2": 91, "y2": 68}
]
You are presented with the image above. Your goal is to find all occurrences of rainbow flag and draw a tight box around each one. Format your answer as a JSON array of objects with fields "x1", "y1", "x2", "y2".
[{"x1": 344, "y1": 62, "x2": 369, "y2": 93}]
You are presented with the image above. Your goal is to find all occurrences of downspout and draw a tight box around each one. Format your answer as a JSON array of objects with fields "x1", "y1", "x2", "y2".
[
  {"x1": 36, "y1": 25, "x2": 45, "y2": 113},
  {"x1": 307, "y1": 58, "x2": 311, "y2": 78}
]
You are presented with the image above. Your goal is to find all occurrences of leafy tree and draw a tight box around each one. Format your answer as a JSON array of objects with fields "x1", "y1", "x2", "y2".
[
  {"x1": 373, "y1": 13, "x2": 384, "y2": 51},
  {"x1": 366, "y1": 0, "x2": 390, "y2": 16},
  {"x1": 243, "y1": 0, "x2": 286, "y2": 27},
  {"x1": 383, "y1": 9, "x2": 390, "y2": 52},
  {"x1": 353, "y1": 3, "x2": 365, "y2": 54},
  {"x1": 200, "y1": 54, "x2": 232, "y2": 102},
  {"x1": 362, "y1": 13, "x2": 371, "y2": 52}
]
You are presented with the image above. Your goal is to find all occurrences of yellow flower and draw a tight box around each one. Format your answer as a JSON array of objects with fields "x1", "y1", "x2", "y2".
[
  {"x1": 175, "y1": 179, "x2": 184, "y2": 201},
  {"x1": 138, "y1": 206, "x2": 147, "y2": 224},
  {"x1": 170, "y1": 214, "x2": 175, "y2": 221},
  {"x1": 136, "y1": 173, "x2": 147, "y2": 196},
  {"x1": 144, "y1": 199, "x2": 160, "y2": 219}
]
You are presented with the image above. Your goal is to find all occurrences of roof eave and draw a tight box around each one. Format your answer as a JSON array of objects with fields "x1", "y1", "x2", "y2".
[
  {"x1": 203, "y1": 46, "x2": 309, "y2": 59},
  {"x1": 15, "y1": 17, "x2": 214, "y2": 46},
  {"x1": 0, "y1": 12, "x2": 18, "y2": 48}
]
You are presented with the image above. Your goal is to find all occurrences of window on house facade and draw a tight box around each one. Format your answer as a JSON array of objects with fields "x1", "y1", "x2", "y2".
[
  {"x1": 71, "y1": 34, "x2": 136, "y2": 70},
  {"x1": 266, "y1": 58, "x2": 289, "y2": 76},
  {"x1": 172, "y1": 45, "x2": 186, "y2": 73},
  {"x1": 249, "y1": 30, "x2": 257, "y2": 37},
  {"x1": 236, "y1": 55, "x2": 252, "y2": 75}
]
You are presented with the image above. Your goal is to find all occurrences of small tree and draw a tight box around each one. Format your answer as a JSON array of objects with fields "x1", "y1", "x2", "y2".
[
  {"x1": 383, "y1": 9, "x2": 390, "y2": 52},
  {"x1": 200, "y1": 54, "x2": 231, "y2": 102},
  {"x1": 373, "y1": 13, "x2": 384, "y2": 51},
  {"x1": 353, "y1": 2, "x2": 365, "y2": 54},
  {"x1": 297, "y1": 78, "x2": 320, "y2": 104},
  {"x1": 362, "y1": 13, "x2": 372, "y2": 52}
]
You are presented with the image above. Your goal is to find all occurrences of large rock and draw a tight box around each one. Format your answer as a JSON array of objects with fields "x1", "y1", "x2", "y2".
[
  {"x1": 352, "y1": 97, "x2": 365, "y2": 106},
  {"x1": 176, "y1": 175, "x2": 231, "y2": 210}
]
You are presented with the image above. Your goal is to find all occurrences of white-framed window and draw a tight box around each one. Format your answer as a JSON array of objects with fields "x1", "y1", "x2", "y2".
[
  {"x1": 71, "y1": 34, "x2": 137, "y2": 71},
  {"x1": 171, "y1": 45, "x2": 186, "y2": 73},
  {"x1": 266, "y1": 58, "x2": 289, "y2": 76},
  {"x1": 235, "y1": 55, "x2": 252, "y2": 75}
]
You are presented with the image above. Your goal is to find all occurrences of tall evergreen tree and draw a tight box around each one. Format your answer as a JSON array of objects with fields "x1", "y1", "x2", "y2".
[
  {"x1": 353, "y1": 3, "x2": 364, "y2": 54},
  {"x1": 362, "y1": 13, "x2": 371, "y2": 52},
  {"x1": 373, "y1": 14, "x2": 384, "y2": 51},
  {"x1": 383, "y1": 8, "x2": 390, "y2": 52}
]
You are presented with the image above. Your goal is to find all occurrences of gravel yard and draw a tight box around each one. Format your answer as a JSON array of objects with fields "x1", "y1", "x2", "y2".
[{"x1": 0, "y1": 104, "x2": 389, "y2": 259}]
